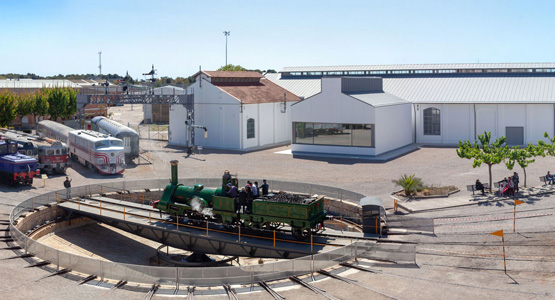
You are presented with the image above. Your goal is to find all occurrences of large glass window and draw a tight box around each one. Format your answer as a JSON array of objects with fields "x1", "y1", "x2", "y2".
[
  {"x1": 293, "y1": 122, "x2": 374, "y2": 147},
  {"x1": 423, "y1": 107, "x2": 441, "y2": 135},
  {"x1": 247, "y1": 118, "x2": 255, "y2": 139}
]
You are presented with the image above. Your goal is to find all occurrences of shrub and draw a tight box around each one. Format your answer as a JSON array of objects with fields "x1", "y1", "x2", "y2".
[{"x1": 392, "y1": 174, "x2": 424, "y2": 196}]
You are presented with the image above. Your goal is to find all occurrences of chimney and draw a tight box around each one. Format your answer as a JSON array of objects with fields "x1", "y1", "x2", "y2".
[{"x1": 170, "y1": 160, "x2": 179, "y2": 185}]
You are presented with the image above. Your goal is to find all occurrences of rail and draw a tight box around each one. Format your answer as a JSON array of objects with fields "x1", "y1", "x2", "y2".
[{"x1": 8, "y1": 178, "x2": 377, "y2": 286}]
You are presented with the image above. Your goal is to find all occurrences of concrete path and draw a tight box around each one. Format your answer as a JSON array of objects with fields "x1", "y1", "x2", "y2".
[{"x1": 395, "y1": 184, "x2": 555, "y2": 213}]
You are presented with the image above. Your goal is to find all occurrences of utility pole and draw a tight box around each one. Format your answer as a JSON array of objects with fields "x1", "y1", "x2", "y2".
[
  {"x1": 223, "y1": 31, "x2": 230, "y2": 66},
  {"x1": 98, "y1": 51, "x2": 102, "y2": 76}
]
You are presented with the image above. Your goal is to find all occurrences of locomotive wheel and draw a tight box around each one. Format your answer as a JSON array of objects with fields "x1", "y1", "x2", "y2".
[
  {"x1": 265, "y1": 222, "x2": 282, "y2": 230},
  {"x1": 292, "y1": 228, "x2": 309, "y2": 240}
]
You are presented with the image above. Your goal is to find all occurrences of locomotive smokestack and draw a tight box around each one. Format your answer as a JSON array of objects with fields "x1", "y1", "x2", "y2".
[{"x1": 170, "y1": 160, "x2": 179, "y2": 185}]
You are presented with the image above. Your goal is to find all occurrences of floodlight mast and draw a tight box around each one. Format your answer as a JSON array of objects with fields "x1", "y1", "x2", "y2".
[
  {"x1": 98, "y1": 51, "x2": 102, "y2": 75},
  {"x1": 223, "y1": 31, "x2": 230, "y2": 66}
]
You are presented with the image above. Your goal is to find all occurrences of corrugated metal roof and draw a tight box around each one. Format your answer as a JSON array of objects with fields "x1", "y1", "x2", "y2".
[
  {"x1": 0, "y1": 79, "x2": 80, "y2": 88},
  {"x1": 383, "y1": 76, "x2": 555, "y2": 103},
  {"x1": 347, "y1": 92, "x2": 409, "y2": 107},
  {"x1": 280, "y1": 62, "x2": 555, "y2": 72},
  {"x1": 264, "y1": 73, "x2": 320, "y2": 99},
  {"x1": 266, "y1": 74, "x2": 555, "y2": 103}
]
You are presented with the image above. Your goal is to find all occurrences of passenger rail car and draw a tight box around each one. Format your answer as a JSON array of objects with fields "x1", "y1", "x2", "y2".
[
  {"x1": 0, "y1": 128, "x2": 68, "y2": 174},
  {"x1": 154, "y1": 161, "x2": 328, "y2": 240},
  {"x1": 91, "y1": 116, "x2": 139, "y2": 164},
  {"x1": 37, "y1": 120, "x2": 72, "y2": 144},
  {"x1": 0, "y1": 139, "x2": 39, "y2": 186},
  {"x1": 68, "y1": 130, "x2": 125, "y2": 175}
]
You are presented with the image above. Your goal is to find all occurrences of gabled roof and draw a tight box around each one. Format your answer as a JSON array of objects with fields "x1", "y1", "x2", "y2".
[
  {"x1": 347, "y1": 92, "x2": 409, "y2": 107},
  {"x1": 215, "y1": 78, "x2": 301, "y2": 104}
]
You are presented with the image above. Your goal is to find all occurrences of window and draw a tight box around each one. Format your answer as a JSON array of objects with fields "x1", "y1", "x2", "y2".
[
  {"x1": 247, "y1": 118, "x2": 255, "y2": 139},
  {"x1": 111, "y1": 140, "x2": 123, "y2": 147},
  {"x1": 95, "y1": 140, "x2": 110, "y2": 149},
  {"x1": 423, "y1": 107, "x2": 441, "y2": 135},
  {"x1": 294, "y1": 122, "x2": 374, "y2": 147}
]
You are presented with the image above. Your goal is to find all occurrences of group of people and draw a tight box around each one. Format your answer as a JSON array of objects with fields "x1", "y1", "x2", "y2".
[
  {"x1": 223, "y1": 170, "x2": 269, "y2": 214},
  {"x1": 474, "y1": 172, "x2": 519, "y2": 197},
  {"x1": 498, "y1": 172, "x2": 519, "y2": 197}
]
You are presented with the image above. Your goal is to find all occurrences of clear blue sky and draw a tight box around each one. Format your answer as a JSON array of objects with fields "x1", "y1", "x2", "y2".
[{"x1": 1, "y1": 0, "x2": 554, "y2": 79}]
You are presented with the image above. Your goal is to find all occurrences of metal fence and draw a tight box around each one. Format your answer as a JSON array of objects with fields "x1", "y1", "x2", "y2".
[
  {"x1": 130, "y1": 124, "x2": 168, "y2": 141},
  {"x1": 8, "y1": 179, "x2": 402, "y2": 286}
]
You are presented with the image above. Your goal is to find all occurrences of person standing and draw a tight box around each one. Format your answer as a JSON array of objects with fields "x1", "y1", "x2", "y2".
[
  {"x1": 237, "y1": 188, "x2": 247, "y2": 213},
  {"x1": 261, "y1": 179, "x2": 269, "y2": 196},
  {"x1": 513, "y1": 172, "x2": 519, "y2": 193},
  {"x1": 63, "y1": 176, "x2": 72, "y2": 200},
  {"x1": 252, "y1": 181, "x2": 259, "y2": 199}
]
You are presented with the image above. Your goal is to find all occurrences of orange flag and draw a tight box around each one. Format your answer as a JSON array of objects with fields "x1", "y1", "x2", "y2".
[
  {"x1": 490, "y1": 229, "x2": 504, "y2": 237},
  {"x1": 514, "y1": 199, "x2": 525, "y2": 205}
]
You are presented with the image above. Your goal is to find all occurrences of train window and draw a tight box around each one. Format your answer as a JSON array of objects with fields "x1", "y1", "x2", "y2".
[
  {"x1": 56, "y1": 149, "x2": 60, "y2": 155},
  {"x1": 95, "y1": 140, "x2": 110, "y2": 149},
  {"x1": 47, "y1": 150, "x2": 54, "y2": 155},
  {"x1": 111, "y1": 140, "x2": 123, "y2": 147},
  {"x1": 0, "y1": 145, "x2": 6, "y2": 155},
  {"x1": 61, "y1": 148, "x2": 67, "y2": 155},
  {"x1": 38, "y1": 148, "x2": 45, "y2": 155},
  {"x1": 27, "y1": 150, "x2": 32, "y2": 156},
  {"x1": 8, "y1": 144, "x2": 18, "y2": 153}
]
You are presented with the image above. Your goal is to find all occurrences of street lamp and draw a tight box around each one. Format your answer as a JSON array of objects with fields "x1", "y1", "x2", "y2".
[{"x1": 223, "y1": 31, "x2": 230, "y2": 66}]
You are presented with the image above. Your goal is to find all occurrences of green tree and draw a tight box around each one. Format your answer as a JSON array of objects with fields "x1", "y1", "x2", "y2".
[
  {"x1": 63, "y1": 87, "x2": 78, "y2": 119},
  {"x1": 31, "y1": 89, "x2": 50, "y2": 130},
  {"x1": 392, "y1": 174, "x2": 424, "y2": 196},
  {"x1": 217, "y1": 64, "x2": 246, "y2": 71},
  {"x1": 0, "y1": 91, "x2": 18, "y2": 127},
  {"x1": 16, "y1": 93, "x2": 34, "y2": 127},
  {"x1": 505, "y1": 143, "x2": 541, "y2": 187},
  {"x1": 457, "y1": 132, "x2": 508, "y2": 192},
  {"x1": 47, "y1": 87, "x2": 69, "y2": 121}
]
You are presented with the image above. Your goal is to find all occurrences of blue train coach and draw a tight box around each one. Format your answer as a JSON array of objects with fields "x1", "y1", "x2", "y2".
[{"x1": 0, "y1": 139, "x2": 40, "y2": 186}]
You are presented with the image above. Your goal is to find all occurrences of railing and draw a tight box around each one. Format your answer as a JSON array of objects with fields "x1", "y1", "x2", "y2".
[{"x1": 8, "y1": 178, "x2": 383, "y2": 286}]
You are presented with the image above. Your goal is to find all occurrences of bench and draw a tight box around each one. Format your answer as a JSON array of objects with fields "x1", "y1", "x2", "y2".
[
  {"x1": 540, "y1": 176, "x2": 554, "y2": 185},
  {"x1": 467, "y1": 183, "x2": 489, "y2": 195}
]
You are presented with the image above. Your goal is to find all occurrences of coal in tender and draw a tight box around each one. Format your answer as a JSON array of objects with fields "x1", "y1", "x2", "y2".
[{"x1": 259, "y1": 191, "x2": 315, "y2": 204}]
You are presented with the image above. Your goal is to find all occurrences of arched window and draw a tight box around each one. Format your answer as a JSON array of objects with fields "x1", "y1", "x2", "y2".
[
  {"x1": 247, "y1": 118, "x2": 255, "y2": 139},
  {"x1": 423, "y1": 107, "x2": 440, "y2": 135}
]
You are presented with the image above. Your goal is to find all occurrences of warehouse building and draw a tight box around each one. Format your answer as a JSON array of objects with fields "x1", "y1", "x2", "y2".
[
  {"x1": 266, "y1": 63, "x2": 555, "y2": 157},
  {"x1": 168, "y1": 71, "x2": 300, "y2": 150}
]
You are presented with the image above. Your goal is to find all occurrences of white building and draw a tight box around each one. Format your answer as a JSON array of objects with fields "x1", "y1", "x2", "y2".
[
  {"x1": 168, "y1": 71, "x2": 300, "y2": 150},
  {"x1": 267, "y1": 63, "x2": 555, "y2": 152},
  {"x1": 291, "y1": 77, "x2": 412, "y2": 156}
]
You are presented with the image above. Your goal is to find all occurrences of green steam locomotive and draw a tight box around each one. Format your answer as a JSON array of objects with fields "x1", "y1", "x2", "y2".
[{"x1": 153, "y1": 160, "x2": 327, "y2": 240}]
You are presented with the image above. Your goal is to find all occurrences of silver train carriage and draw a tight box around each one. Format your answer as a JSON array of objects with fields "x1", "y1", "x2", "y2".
[
  {"x1": 68, "y1": 130, "x2": 125, "y2": 175},
  {"x1": 91, "y1": 116, "x2": 139, "y2": 164},
  {"x1": 37, "y1": 120, "x2": 73, "y2": 144}
]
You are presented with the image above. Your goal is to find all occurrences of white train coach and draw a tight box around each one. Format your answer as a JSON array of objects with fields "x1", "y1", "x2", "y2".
[{"x1": 68, "y1": 130, "x2": 125, "y2": 175}]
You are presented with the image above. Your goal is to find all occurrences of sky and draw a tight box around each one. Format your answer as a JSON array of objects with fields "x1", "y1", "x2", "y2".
[{"x1": 1, "y1": 0, "x2": 555, "y2": 79}]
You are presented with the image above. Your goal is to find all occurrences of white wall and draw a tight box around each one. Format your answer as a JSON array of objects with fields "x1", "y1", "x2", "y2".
[
  {"x1": 142, "y1": 104, "x2": 152, "y2": 123},
  {"x1": 241, "y1": 102, "x2": 294, "y2": 150},
  {"x1": 291, "y1": 78, "x2": 375, "y2": 124},
  {"x1": 415, "y1": 103, "x2": 555, "y2": 145},
  {"x1": 168, "y1": 104, "x2": 188, "y2": 146},
  {"x1": 374, "y1": 103, "x2": 412, "y2": 155}
]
